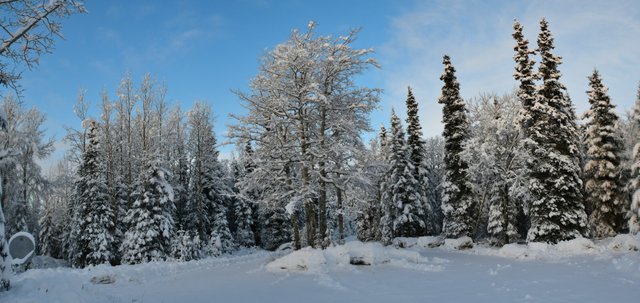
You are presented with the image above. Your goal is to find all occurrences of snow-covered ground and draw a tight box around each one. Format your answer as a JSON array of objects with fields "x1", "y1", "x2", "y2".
[{"x1": 2, "y1": 235, "x2": 639, "y2": 303}]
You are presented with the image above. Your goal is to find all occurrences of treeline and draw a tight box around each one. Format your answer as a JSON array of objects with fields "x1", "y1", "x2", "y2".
[
  {"x1": 2, "y1": 18, "x2": 640, "y2": 269},
  {"x1": 358, "y1": 18, "x2": 640, "y2": 245}
]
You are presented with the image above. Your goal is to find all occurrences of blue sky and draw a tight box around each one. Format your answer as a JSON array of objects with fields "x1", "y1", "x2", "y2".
[{"x1": 10, "y1": 0, "x2": 640, "y2": 166}]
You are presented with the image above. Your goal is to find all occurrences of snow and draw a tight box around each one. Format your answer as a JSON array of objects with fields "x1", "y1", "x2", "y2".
[
  {"x1": 1, "y1": 237, "x2": 639, "y2": 302},
  {"x1": 266, "y1": 241, "x2": 443, "y2": 274}
]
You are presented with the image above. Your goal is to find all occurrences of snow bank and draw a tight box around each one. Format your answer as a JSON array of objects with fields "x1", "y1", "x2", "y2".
[
  {"x1": 477, "y1": 235, "x2": 640, "y2": 261},
  {"x1": 30, "y1": 256, "x2": 69, "y2": 269},
  {"x1": 602, "y1": 234, "x2": 640, "y2": 251},
  {"x1": 266, "y1": 241, "x2": 444, "y2": 274},
  {"x1": 443, "y1": 236, "x2": 473, "y2": 250},
  {"x1": 416, "y1": 236, "x2": 443, "y2": 248}
]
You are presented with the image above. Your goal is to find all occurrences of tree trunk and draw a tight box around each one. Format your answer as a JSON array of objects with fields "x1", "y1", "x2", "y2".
[
  {"x1": 299, "y1": 112, "x2": 316, "y2": 248},
  {"x1": 285, "y1": 164, "x2": 301, "y2": 250},
  {"x1": 318, "y1": 108, "x2": 328, "y2": 248},
  {"x1": 337, "y1": 186, "x2": 344, "y2": 244},
  {"x1": 291, "y1": 212, "x2": 301, "y2": 250}
]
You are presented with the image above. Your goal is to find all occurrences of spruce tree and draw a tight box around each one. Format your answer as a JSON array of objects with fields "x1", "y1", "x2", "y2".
[
  {"x1": 206, "y1": 200, "x2": 235, "y2": 256},
  {"x1": 258, "y1": 206, "x2": 291, "y2": 251},
  {"x1": 186, "y1": 102, "x2": 218, "y2": 241},
  {"x1": 512, "y1": 19, "x2": 537, "y2": 241},
  {"x1": 241, "y1": 142, "x2": 261, "y2": 246},
  {"x1": 38, "y1": 198, "x2": 65, "y2": 259},
  {"x1": 357, "y1": 126, "x2": 387, "y2": 242},
  {"x1": 380, "y1": 110, "x2": 425, "y2": 241},
  {"x1": 439, "y1": 55, "x2": 475, "y2": 239},
  {"x1": 233, "y1": 196, "x2": 255, "y2": 247},
  {"x1": 69, "y1": 121, "x2": 116, "y2": 267},
  {"x1": 405, "y1": 87, "x2": 433, "y2": 235},
  {"x1": 0, "y1": 193, "x2": 9, "y2": 291},
  {"x1": 512, "y1": 20, "x2": 537, "y2": 130},
  {"x1": 526, "y1": 19, "x2": 587, "y2": 243},
  {"x1": 120, "y1": 158, "x2": 175, "y2": 264},
  {"x1": 583, "y1": 70, "x2": 626, "y2": 237},
  {"x1": 171, "y1": 230, "x2": 200, "y2": 262},
  {"x1": 7, "y1": 196, "x2": 29, "y2": 235},
  {"x1": 628, "y1": 84, "x2": 640, "y2": 234},
  {"x1": 81, "y1": 122, "x2": 115, "y2": 265}
]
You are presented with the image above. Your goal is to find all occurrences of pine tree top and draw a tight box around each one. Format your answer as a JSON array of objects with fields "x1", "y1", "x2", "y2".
[
  {"x1": 537, "y1": 18, "x2": 563, "y2": 83},
  {"x1": 512, "y1": 19, "x2": 537, "y2": 99},
  {"x1": 405, "y1": 86, "x2": 425, "y2": 168},
  {"x1": 585, "y1": 70, "x2": 616, "y2": 122},
  {"x1": 438, "y1": 55, "x2": 464, "y2": 107}
]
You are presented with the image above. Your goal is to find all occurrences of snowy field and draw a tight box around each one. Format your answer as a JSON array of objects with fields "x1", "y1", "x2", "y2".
[{"x1": 1, "y1": 235, "x2": 639, "y2": 303}]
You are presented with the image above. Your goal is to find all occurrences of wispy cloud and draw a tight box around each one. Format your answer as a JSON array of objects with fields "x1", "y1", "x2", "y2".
[{"x1": 380, "y1": 0, "x2": 640, "y2": 137}]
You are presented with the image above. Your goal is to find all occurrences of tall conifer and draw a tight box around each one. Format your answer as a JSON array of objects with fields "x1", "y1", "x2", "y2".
[
  {"x1": 439, "y1": 55, "x2": 475, "y2": 238},
  {"x1": 584, "y1": 70, "x2": 626, "y2": 237}
]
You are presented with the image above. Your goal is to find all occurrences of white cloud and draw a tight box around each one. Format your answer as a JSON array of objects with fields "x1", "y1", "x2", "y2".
[{"x1": 380, "y1": 0, "x2": 640, "y2": 137}]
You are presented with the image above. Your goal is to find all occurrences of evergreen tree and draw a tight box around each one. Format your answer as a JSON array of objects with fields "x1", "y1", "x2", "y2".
[
  {"x1": 357, "y1": 126, "x2": 387, "y2": 242},
  {"x1": 0, "y1": 110, "x2": 9, "y2": 290},
  {"x1": 0, "y1": 165, "x2": 9, "y2": 290},
  {"x1": 583, "y1": 70, "x2": 626, "y2": 237},
  {"x1": 185, "y1": 102, "x2": 218, "y2": 241},
  {"x1": 628, "y1": 84, "x2": 640, "y2": 234},
  {"x1": 511, "y1": 19, "x2": 537, "y2": 242},
  {"x1": 205, "y1": 200, "x2": 235, "y2": 256},
  {"x1": 80, "y1": 121, "x2": 115, "y2": 265},
  {"x1": 171, "y1": 230, "x2": 200, "y2": 262},
  {"x1": 240, "y1": 142, "x2": 262, "y2": 246},
  {"x1": 380, "y1": 110, "x2": 425, "y2": 242},
  {"x1": 512, "y1": 20, "x2": 537, "y2": 131},
  {"x1": 120, "y1": 158, "x2": 175, "y2": 264},
  {"x1": 233, "y1": 194, "x2": 255, "y2": 247},
  {"x1": 185, "y1": 102, "x2": 234, "y2": 255},
  {"x1": 405, "y1": 87, "x2": 433, "y2": 235},
  {"x1": 438, "y1": 55, "x2": 475, "y2": 239},
  {"x1": 0, "y1": 205, "x2": 8, "y2": 291},
  {"x1": 258, "y1": 206, "x2": 291, "y2": 251},
  {"x1": 38, "y1": 197, "x2": 65, "y2": 258},
  {"x1": 7, "y1": 195, "x2": 28, "y2": 235},
  {"x1": 424, "y1": 136, "x2": 446, "y2": 234},
  {"x1": 526, "y1": 19, "x2": 587, "y2": 243}
]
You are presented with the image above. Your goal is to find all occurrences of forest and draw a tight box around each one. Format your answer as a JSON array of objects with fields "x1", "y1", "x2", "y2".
[{"x1": 1, "y1": 1, "x2": 640, "y2": 294}]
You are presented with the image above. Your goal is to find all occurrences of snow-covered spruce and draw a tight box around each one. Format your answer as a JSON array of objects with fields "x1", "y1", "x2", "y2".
[
  {"x1": 205, "y1": 199, "x2": 235, "y2": 256},
  {"x1": 525, "y1": 18, "x2": 587, "y2": 243},
  {"x1": 233, "y1": 195, "x2": 255, "y2": 248},
  {"x1": 81, "y1": 121, "x2": 116, "y2": 266},
  {"x1": 583, "y1": 70, "x2": 626, "y2": 237},
  {"x1": 171, "y1": 230, "x2": 200, "y2": 262},
  {"x1": 438, "y1": 55, "x2": 476, "y2": 239},
  {"x1": 0, "y1": 181, "x2": 9, "y2": 291},
  {"x1": 628, "y1": 84, "x2": 640, "y2": 234},
  {"x1": 405, "y1": 87, "x2": 434, "y2": 235},
  {"x1": 380, "y1": 110, "x2": 426, "y2": 243},
  {"x1": 120, "y1": 158, "x2": 175, "y2": 264},
  {"x1": 258, "y1": 206, "x2": 291, "y2": 251},
  {"x1": 356, "y1": 125, "x2": 387, "y2": 242},
  {"x1": 185, "y1": 101, "x2": 233, "y2": 249},
  {"x1": 67, "y1": 121, "x2": 108, "y2": 267},
  {"x1": 228, "y1": 156, "x2": 255, "y2": 248}
]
